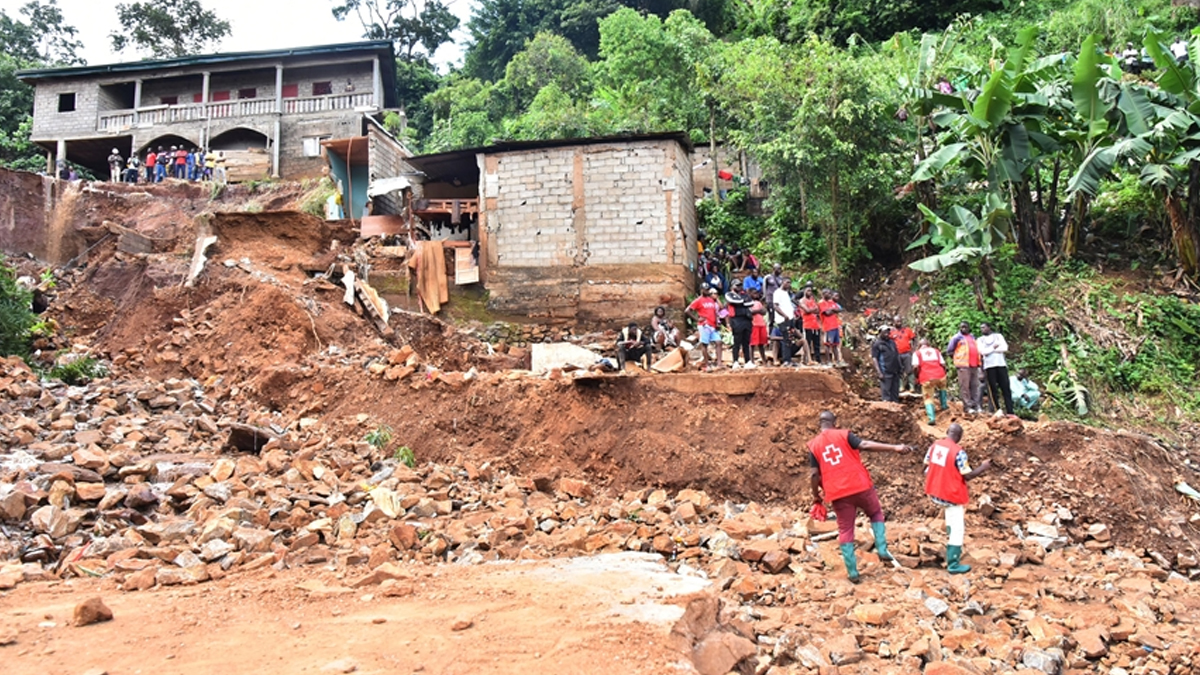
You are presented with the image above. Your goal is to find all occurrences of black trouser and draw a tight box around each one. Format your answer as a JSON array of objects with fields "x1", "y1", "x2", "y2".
[
  {"x1": 778, "y1": 318, "x2": 794, "y2": 363},
  {"x1": 985, "y1": 365, "x2": 1014, "y2": 414},
  {"x1": 805, "y1": 328, "x2": 822, "y2": 363},
  {"x1": 617, "y1": 342, "x2": 650, "y2": 368},
  {"x1": 880, "y1": 371, "x2": 901, "y2": 402},
  {"x1": 732, "y1": 324, "x2": 752, "y2": 364}
]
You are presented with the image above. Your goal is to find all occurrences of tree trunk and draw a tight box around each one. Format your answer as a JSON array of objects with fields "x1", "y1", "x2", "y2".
[
  {"x1": 979, "y1": 256, "x2": 997, "y2": 302},
  {"x1": 1012, "y1": 181, "x2": 1044, "y2": 266},
  {"x1": 709, "y1": 108, "x2": 720, "y2": 203},
  {"x1": 798, "y1": 174, "x2": 809, "y2": 230},
  {"x1": 1167, "y1": 192, "x2": 1200, "y2": 279},
  {"x1": 1060, "y1": 192, "x2": 1088, "y2": 260},
  {"x1": 829, "y1": 166, "x2": 840, "y2": 277}
]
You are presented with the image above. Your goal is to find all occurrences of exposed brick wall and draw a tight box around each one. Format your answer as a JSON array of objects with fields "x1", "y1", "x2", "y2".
[
  {"x1": 480, "y1": 138, "x2": 697, "y2": 319},
  {"x1": 30, "y1": 78, "x2": 102, "y2": 139},
  {"x1": 367, "y1": 121, "x2": 417, "y2": 214}
]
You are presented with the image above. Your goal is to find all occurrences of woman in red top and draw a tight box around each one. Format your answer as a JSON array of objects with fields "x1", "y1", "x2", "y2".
[
  {"x1": 797, "y1": 286, "x2": 822, "y2": 364},
  {"x1": 748, "y1": 290, "x2": 769, "y2": 365}
]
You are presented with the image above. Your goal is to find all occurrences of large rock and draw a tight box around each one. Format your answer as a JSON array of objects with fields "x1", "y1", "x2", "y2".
[
  {"x1": 824, "y1": 633, "x2": 863, "y2": 665},
  {"x1": 691, "y1": 632, "x2": 757, "y2": 675},
  {"x1": 73, "y1": 597, "x2": 113, "y2": 626}
]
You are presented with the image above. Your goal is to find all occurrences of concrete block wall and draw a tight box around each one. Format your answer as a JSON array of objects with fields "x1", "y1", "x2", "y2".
[
  {"x1": 367, "y1": 121, "x2": 417, "y2": 215},
  {"x1": 673, "y1": 141, "x2": 697, "y2": 270},
  {"x1": 488, "y1": 148, "x2": 576, "y2": 267},
  {"x1": 30, "y1": 78, "x2": 102, "y2": 140},
  {"x1": 583, "y1": 145, "x2": 669, "y2": 265},
  {"x1": 486, "y1": 138, "x2": 693, "y2": 270}
]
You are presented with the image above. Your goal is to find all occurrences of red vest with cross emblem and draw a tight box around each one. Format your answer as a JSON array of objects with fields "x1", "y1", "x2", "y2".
[
  {"x1": 807, "y1": 428, "x2": 873, "y2": 502},
  {"x1": 925, "y1": 438, "x2": 969, "y2": 505}
]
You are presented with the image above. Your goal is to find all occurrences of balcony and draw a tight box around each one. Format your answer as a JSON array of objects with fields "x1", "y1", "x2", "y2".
[{"x1": 97, "y1": 91, "x2": 377, "y2": 132}]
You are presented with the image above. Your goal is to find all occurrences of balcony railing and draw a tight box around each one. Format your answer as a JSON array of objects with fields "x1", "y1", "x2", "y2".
[{"x1": 96, "y1": 92, "x2": 377, "y2": 132}]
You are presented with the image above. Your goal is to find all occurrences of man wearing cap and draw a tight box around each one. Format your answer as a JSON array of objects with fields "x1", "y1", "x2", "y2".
[
  {"x1": 809, "y1": 410, "x2": 912, "y2": 583},
  {"x1": 107, "y1": 148, "x2": 124, "y2": 183},
  {"x1": 686, "y1": 286, "x2": 723, "y2": 371}
]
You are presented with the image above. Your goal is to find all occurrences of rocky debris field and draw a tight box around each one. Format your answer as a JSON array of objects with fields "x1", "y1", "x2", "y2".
[{"x1": 3, "y1": 354, "x2": 1200, "y2": 674}]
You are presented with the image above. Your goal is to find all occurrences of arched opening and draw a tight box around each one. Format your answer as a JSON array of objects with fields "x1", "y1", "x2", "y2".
[
  {"x1": 208, "y1": 127, "x2": 271, "y2": 182},
  {"x1": 138, "y1": 134, "x2": 196, "y2": 156},
  {"x1": 210, "y1": 127, "x2": 269, "y2": 151}
]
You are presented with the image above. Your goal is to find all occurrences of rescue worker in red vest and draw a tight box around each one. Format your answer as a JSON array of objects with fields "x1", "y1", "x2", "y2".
[
  {"x1": 808, "y1": 410, "x2": 913, "y2": 583},
  {"x1": 946, "y1": 322, "x2": 984, "y2": 413},
  {"x1": 912, "y1": 338, "x2": 949, "y2": 424},
  {"x1": 924, "y1": 423, "x2": 992, "y2": 573}
]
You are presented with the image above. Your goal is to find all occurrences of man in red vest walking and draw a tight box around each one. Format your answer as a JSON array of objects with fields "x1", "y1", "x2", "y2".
[
  {"x1": 809, "y1": 410, "x2": 912, "y2": 582},
  {"x1": 913, "y1": 338, "x2": 949, "y2": 424},
  {"x1": 924, "y1": 423, "x2": 992, "y2": 573}
]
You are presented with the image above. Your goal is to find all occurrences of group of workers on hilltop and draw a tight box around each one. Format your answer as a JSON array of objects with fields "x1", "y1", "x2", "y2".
[
  {"x1": 670, "y1": 250, "x2": 850, "y2": 371},
  {"x1": 808, "y1": 409, "x2": 992, "y2": 582},
  {"x1": 105, "y1": 146, "x2": 227, "y2": 185},
  {"x1": 871, "y1": 319, "x2": 1041, "y2": 423}
]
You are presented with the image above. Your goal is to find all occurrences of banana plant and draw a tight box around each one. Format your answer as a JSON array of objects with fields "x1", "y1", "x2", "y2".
[
  {"x1": 1069, "y1": 32, "x2": 1200, "y2": 279},
  {"x1": 907, "y1": 191, "x2": 1011, "y2": 303}
]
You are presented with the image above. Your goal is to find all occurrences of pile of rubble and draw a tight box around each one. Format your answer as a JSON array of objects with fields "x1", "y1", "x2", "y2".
[{"x1": 2, "y1": 355, "x2": 1199, "y2": 674}]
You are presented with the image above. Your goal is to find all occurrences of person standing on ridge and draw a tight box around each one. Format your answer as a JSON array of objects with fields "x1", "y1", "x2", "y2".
[
  {"x1": 924, "y1": 423, "x2": 992, "y2": 574},
  {"x1": 871, "y1": 325, "x2": 902, "y2": 402},
  {"x1": 977, "y1": 322, "x2": 1014, "y2": 416},
  {"x1": 686, "y1": 287, "x2": 723, "y2": 371},
  {"x1": 947, "y1": 322, "x2": 983, "y2": 413},
  {"x1": 891, "y1": 317, "x2": 916, "y2": 393},
  {"x1": 808, "y1": 410, "x2": 912, "y2": 583}
]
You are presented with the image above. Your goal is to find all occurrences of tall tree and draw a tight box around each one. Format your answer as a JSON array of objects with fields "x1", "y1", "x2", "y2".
[
  {"x1": 1, "y1": 1, "x2": 85, "y2": 171},
  {"x1": 331, "y1": 0, "x2": 460, "y2": 62},
  {"x1": 1, "y1": 0, "x2": 85, "y2": 66},
  {"x1": 109, "y1": 0, "x2": 231, "y2": 59}
]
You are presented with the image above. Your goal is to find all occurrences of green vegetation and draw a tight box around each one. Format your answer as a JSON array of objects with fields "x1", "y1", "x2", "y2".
[
  {"x1": 393, "y1": 445, "x2": 416, "y2": 468},
  {"x1": 365, "y1": 424, "x2": 394, "y2": 450},
  {"x1": 299, "y1": 177, "x2": 339, "y2": 218},
  {"x1": 0, "y1": 255, "x2": 37, "y2": 357},
  {"x1": 49, "y1": 356, "x2": 108, "y2": 385}
]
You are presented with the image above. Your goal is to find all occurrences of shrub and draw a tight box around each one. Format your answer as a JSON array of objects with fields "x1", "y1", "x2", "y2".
[{"x1": 0, "y1": 255, "x2": 36, "y2": 357}]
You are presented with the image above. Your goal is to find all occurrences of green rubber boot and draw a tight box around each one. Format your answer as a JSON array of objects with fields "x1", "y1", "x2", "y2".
[
  {"x1": 839, "y1": 543, "x2": 860, "y2": 583},
  {"x1": 938, "y1": 389, "x2": 948, "y2": 411},
  {"x1": 946, "y1": 545, "x2": 971, "y2": 574},
  {"x1": 871, "y1": 522, "x2": 894, "y2": 562},
  {"x1": 925, "y1": 402, "x2": 937, "y2": 424}
]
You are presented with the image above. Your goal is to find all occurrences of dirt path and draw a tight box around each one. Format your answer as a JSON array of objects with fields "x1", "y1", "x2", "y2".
[{"x1": 2, "y1": 553, "x2": 707, "y2": 675}]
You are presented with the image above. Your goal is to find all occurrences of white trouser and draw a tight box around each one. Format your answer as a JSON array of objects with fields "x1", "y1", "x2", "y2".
[{"x1": 944, "y1": 504, "x2": 965, "y2": 546}]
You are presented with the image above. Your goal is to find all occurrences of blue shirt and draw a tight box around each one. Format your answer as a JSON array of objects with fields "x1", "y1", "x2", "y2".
[{"x1": 743, "y1": 275, "x2": 762, "y2": 293}]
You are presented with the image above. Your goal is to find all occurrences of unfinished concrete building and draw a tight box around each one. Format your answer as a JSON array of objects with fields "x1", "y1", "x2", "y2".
[
  {"x1": 402, "y1": 133, "x2": 698, "y2": 322},
  {"x1": 16, "y1": 41, "x2": 398, "y2": 180}
]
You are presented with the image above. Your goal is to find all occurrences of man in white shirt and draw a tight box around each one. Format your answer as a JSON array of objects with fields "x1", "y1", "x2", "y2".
[
  {"x1": 977, "y1": 322, "x2": 1013, "y2": 415},
  {"x1": 1172, "y1": 36, "x2": 1189, "y2": 64},
  {"x1": 772, "y1": 277, "x2": 796, "y2": 366}
]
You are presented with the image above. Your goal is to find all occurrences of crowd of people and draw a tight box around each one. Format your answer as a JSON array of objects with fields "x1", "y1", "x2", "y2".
[
  {"x1": 872, "y1": 319, "x2": 1040, "y2": 420},
  {"x1": 616, "y1": 237, "x2": 1044, "y2": 417},
  {"x1": 104, "y1": 146, "x2": 227, "y2": 185}
]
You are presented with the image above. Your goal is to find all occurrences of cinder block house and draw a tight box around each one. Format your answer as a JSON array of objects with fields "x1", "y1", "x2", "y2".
[
  {"x1": 402, "y1": 133, "x2": 698, "y2": 322},
  {"x1": 17, "y1": 41, "x2": 397, "y2": 180}
]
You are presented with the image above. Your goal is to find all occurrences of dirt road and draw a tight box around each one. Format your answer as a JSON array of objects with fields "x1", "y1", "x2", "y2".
[{"x1": 2, "y1": 553, "x2": 708, "y2": 675}]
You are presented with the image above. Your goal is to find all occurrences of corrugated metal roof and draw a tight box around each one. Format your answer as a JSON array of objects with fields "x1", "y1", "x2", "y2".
[
  {"x1": 17, "y1": 41, "x2": 397, "y2": 106},
  {"x1": 406, "y1": 131, "x2": 695, "y2": 184}
]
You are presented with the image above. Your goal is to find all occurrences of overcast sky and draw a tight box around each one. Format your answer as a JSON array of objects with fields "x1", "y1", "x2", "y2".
[{"x1": 0, "y1": 0, "x2": 474, "y2": 70}]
